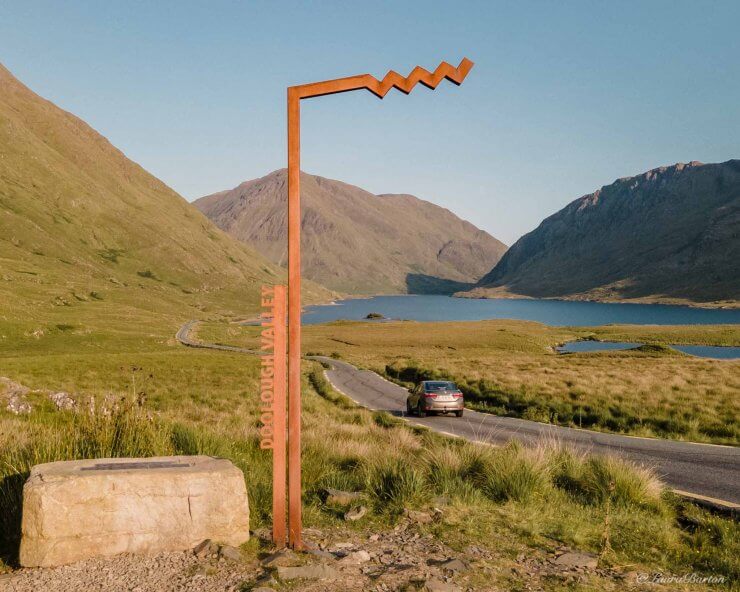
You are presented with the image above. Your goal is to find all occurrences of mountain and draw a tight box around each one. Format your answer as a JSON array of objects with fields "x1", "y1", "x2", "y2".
[
  {"x1": 464, "y1": 160, "x2": 740, "y2": 307},
  {"x1": 195, "y1": 170, "x2": 507, "y2": 294},
  {"x1": 0, "y1": 63, "x2": 328, "y2": 329}
]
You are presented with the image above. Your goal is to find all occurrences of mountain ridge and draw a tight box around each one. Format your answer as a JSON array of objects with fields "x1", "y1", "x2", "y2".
[
  {"x1": 462, "y1": 160, "x2": 740, "y2": 308},
  {"x1": 195, "y1": 170, "x2": 507, "y2": 295},
  {"x1": 0, "y1": 63, "x2": 329, "y2": 329}
]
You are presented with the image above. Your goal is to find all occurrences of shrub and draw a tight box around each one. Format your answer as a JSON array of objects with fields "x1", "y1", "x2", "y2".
[
  {"x1": 423, "y1": 443, "x2": 486, "y2": 499},
  {"x1": 424, "y1": 444, "x2": 466, "y2": 493},
  {"x1": 677, "y1": 504, "x2": 740, "y2": 580}
]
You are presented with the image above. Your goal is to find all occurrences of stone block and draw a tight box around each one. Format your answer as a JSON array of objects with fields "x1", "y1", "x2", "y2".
[{"x1": 19, "y1": 455, "x2": 249, "y2": 567}]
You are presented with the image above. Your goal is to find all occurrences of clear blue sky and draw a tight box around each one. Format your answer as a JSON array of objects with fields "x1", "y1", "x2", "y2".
[{"x1": 1, "y1": 0, "x2": 738, "y2": 244}]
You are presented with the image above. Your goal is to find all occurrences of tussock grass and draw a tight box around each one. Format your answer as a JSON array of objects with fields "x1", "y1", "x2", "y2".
[
  {"x1": 364, "y1": 456, "x2": 429, "y2": 512},
  {"x1": 372, "y1": 410, "x2": 402, "y2": 429},
  {"x1": 308, "y1": 367, "x2": 353, "y2": 409},
  {"x1": 479, "y1": 442, "x2": 552, "y2": 503}
]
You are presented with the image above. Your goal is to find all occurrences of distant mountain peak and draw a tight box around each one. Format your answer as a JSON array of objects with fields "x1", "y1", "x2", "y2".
[
  {"x1": 464, "y1": 159, "x2": 740, "y2": 307},
  {"x1": 195, "y1": 170, "x2": 507, "y2": 295}
]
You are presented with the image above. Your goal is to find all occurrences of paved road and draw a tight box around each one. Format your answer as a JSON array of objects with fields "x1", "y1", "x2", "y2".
[
  {"x1": 313, "y1": 356, "x2": 740, "y2": 508},
  {"x1": 176, "y1": 320, "x2": 262, "y2": 354},
  {"x1": 176, "y1": 321, "x2": 739, "y2": 508}
]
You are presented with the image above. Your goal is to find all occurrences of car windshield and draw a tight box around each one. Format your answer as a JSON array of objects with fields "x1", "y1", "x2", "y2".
[{"x1": 424, "y1": 381, "x2": 457, "y2": 392}]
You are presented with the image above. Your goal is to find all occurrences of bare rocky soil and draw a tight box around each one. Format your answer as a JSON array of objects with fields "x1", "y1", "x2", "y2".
[
  {"x1": 1, "y1": 376, "x2": 76, "y2": 415},
  {"x1": 1, "y1": 510, "x2": 633, "y2": 592}
]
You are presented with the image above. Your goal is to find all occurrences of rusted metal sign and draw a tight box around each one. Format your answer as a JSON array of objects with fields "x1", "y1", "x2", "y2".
[
  {"x1": 260, "y1": 284, "x2": 287, "y2": 546},
  {"x1": 285, "y1": 58, "x2": 473, "y2": 549}
]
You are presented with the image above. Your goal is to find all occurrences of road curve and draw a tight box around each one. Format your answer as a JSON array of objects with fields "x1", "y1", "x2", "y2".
[
  {"x1": 176, "y1": 321, "x2": 739, "y2": 508},
  {"x1": 314, "y1": 356, "x2": 740, "y2": 508},
  {"x1": 176, "y1": 320, "x2": 262, "y2": 354}
]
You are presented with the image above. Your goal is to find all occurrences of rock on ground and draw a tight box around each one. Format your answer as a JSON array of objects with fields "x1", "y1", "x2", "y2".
[
  {"x1": 1, "y1": 377, "x2": 31, "y2": 415},
  {"x1": 553, "y1": 551, "x2": 599, "y2": 569},
  {"x1": 424, "y1": 578, "x2": 461, "y2": 592},
  {"x1": 343, "y1": 505, "x2": 368, "y2": 521},
  {"x1": 260, "y1": 549, "x2": 301, "y2": 568},
  {"x1": 48, "y1": 391, "x2": 76, "y2": 410},
  {"x1": 276, "y1": 563, "x2": 339, "y2": 581},
  {"x1": 325, "y1": 488, "x2": 364, "y2": 506},
  {"x1": 20, "y1": 456, "x2": 250, "y2": 567}
]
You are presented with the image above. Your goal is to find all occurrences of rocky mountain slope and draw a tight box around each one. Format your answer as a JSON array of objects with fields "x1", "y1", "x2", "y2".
[
  {"x1": 195, "y1": 170, "x2": 507, "y2": 294},
  {"x1": 464, "y1": 160, "x2": 740, "y2": 306},
  {"x1": 0, "y1": 63, "x2": 328, "y2": 327}
]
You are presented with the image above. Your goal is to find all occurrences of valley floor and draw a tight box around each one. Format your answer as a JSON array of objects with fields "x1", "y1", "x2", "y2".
[
  {"x1": 200, "y1": 319, "x2": 740, "y2": 445},
  {"x1": 1, "y1": 317, "x2": 738, "y2": 590}
]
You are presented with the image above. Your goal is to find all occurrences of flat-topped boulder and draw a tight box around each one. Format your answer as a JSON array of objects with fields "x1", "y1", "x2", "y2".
[{"x1": 19, "y1": 455, "x2": 250, "y2": 567}]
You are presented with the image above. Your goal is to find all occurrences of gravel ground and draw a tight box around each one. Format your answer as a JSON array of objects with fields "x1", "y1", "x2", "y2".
[
  {"x1": 0, "y1": 512, "x2": 628, "y2": 592},
  {"x1": 0, "y1": 549, "x2": 260, "y2": 592}
]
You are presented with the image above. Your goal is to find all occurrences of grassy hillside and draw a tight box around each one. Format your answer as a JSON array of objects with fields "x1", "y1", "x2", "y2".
[
  {"x1": 464, "y1": 160, "x2": 740, "y2": 308},
  {"x1": 195, "y1": 170, "x2": 507, "y2": 295},
  {"x1": 198, "y1": 320, "x2": 740, "y2": 445},
  {"x1": 0, "y1": 63, "x2": 328, "y2": 340}
]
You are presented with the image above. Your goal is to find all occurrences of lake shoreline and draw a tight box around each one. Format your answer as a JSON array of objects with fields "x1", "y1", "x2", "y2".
[
  {"x1": 453, "y1": 288, "x2": 740, "y2": 310},
  {"x1": 303, "y1": 294, "x2": 740, "y2": 327},
  {"x1": 322, "y1": 290, "x2": 740, "y2": 311}
]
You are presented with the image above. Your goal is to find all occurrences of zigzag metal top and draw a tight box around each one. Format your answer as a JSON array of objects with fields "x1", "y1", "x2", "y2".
[{"x1": 291, "y1": 58, "x2": 474, "y2": 100}]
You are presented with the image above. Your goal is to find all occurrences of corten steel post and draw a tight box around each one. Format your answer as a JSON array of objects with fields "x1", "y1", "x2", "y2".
[
  {"x1": 272, "y1": 285, "x2": 287, "y2": 546},
  {"x1": 286, "y1": 57, "x2": 474, "y2": 549}
]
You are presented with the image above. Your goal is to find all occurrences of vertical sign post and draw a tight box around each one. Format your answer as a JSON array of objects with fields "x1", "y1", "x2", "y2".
[
  {"x1": 260, "y1": 285, "x2": 287, "y2": 547},
  {"x1": 286, "y1": 88, "x2": 302, "y2": 550},
  {"x1": 286, "y1": 58, "x2": 473, "y2": 550}
]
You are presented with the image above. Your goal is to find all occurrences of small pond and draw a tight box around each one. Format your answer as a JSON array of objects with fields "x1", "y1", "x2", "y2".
[{"x1": 557, "y1": 341, "x2": 740, "y2": 360}]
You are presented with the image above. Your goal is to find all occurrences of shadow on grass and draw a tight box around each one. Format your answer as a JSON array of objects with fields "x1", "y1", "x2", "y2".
[
  {"x1": 0, "y1": 472, "x2": 26, "y2": 568},
  {"x1": 405, "y1": 273, "x2": 475, "y2": 295}
]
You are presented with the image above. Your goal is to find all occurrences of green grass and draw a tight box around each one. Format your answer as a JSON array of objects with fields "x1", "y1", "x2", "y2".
[
  {"x1": 200, "y1": 319, "x2": 740, "y2": 445},
  {"x1": 0, "y1": 306, "x2": 737, "y2": 589},
  {"x1": 1, "y1": 329, "x2": 738, "y2": 588}
]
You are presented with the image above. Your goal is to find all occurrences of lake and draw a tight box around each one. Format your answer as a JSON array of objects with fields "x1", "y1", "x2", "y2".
[
  {"x1": 303, "y1": 295, "x2": 740, "y2": 327},
  {"x1": 557, "y1": 340, "x2": 740, "y2": 359}
]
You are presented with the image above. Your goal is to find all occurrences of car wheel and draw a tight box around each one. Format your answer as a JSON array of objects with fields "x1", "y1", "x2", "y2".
[
  {"x1": 417, "y1": 403, "x2": 426, "y2": 418},
  {"x1": 455, "y1": 410, "x2": 464, "y2": 418}
]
